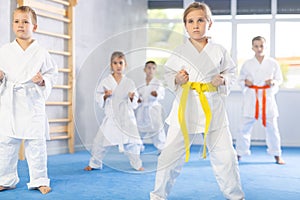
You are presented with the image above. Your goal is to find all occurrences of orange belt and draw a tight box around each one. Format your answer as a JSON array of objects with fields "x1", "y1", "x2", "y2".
[{"x1": 249, "y1": 85, "x2": 270, "y2": 127}]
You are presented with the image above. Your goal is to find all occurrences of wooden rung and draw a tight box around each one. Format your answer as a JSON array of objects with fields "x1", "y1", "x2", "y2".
[
  {"x1": 46, "y1": 101, "x2": 71, "y2": 106},
  {"x1": 53, "y1": 84, "x2": 72, "y2": 89},
  {"x1": 35, "y1": 29, "x2": 71, "y2": 39},
  {"x1": 50, "y1": 125, "x2": 68, "y2": 133},
  {"x1": 58, "y1": 68, "x2": 71, "y2": 73},
  {"x1": 49, "y1": 50, "x2": 71, "y2": 56},
  {"x1": 51, "y1": 135, "x2": 70, "y2": 140},
  {"x1": 48, "y1": 0, "x2": 70, "y2": 6},
  {"x1": 23, "y1": 0, "x2": 67, "y2": 16},
  {"x1": 36, "y1": 10, "x2": 70, "y2": 23},
  {"x1": 49, "y1": 118, "x2": 71, "y2": 123}
]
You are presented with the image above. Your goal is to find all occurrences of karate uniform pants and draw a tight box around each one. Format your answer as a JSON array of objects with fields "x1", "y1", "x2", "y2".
[
  {"x1": 150, "y1": 126, "x2": 244, "y2": 200},
  {"x1": 88, "y1": 129, "x2": 143, "y2": 170},
  {"x1": 140, "y1": 128, "x2": 166, "y2": 151},
  {"x1": 0, "y1": 136, "x2": 50, "y2": 189},
  {"x1": 236, "y1": 116, "x2": 282, "y2": 156}
]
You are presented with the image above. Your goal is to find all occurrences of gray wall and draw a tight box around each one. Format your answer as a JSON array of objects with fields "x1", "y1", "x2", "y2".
[{"x1": 0, "y1": 0, "x2": 14, "y2": 46}]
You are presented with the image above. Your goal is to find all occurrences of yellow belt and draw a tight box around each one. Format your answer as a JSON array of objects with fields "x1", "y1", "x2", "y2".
[{"x1": 178, "y1": 82, "x2": 217, "y2": 162}]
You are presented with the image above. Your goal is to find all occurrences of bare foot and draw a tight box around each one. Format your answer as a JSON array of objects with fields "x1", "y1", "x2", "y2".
[
  {"x1": 38, "y1": 186, "x2": 51, "y2": 194},
  {"x1": 275, "y1": 156, "x2": 285, "y2": 165},
  {"x1": 138, "y1": 167, "x2": 144, "y2": 171},
  {"x1": 84, "y1": 166, "x2": 93, "y2": 171},
  {"x1": 0, "y1": 186, "x2": 16, "y2": 191}
]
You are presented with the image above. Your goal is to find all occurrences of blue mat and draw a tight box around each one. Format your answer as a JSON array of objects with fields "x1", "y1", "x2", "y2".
[{"x1": 0, "y1": 145, "x2": 300, "y2": 200}]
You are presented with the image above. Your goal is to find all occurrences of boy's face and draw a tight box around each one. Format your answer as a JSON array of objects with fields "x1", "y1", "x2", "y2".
[
  {"x1": 252, "y1": 39, "x2": 266, "y2": 57},
  {"x1": 111, "y1": 57, "x2": 126, "y2": 75},
  {"x1": 144, "y1": 63, "x2": 156, "y2": 78},
  {"x1": 13, "y1": 11, "x2": 37, "y2": 41},
  {"x1": 185, "y1": 9, "x2": 211, "y2": 41}
]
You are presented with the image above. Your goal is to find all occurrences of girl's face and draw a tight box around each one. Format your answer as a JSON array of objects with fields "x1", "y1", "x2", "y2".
[
  {"x1": 144, "y1": 63, "x2": 156, "y2": 78},
  {"x1": 184, "y1": 9, "x2": 211, "y2": 41},
  {"x1": 252, "y1": 39, "x2": 266, "y2": 57},
  {"x1": 13, "y1": 11, "x2": 37, "y2": 41},
  {"x1": 111, "y1": 57, "x2": 126, "y2": 75}
]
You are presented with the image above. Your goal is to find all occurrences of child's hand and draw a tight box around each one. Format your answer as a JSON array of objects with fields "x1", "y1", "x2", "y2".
[
  {"x1": 175, "y1": 69, "x2": 189, "y2": 85},
  {"x1": 128, "y1": 92, "x2": 135, "y2": 102},
  {"x1": 151, "y1": 91, "x2": 157, "y2": 97},
  {"x1": 0, "y1": 70, "x2": 4, "y2": 81},
  {"x1": 103, "y1": 90, "x2": 112, "y2": 100},
  {"x1": 32, "y1": 72, "x2": 45, "y2": 86},
  {"x1": 265, "y1": 79, "x2": 274, "y2": 86},
  {"x1": 211, "y1": 74, "x2": 225, "y2": 87},
  {"x1": 245, "y1": 79, "x2": 253, "y2": 87}
]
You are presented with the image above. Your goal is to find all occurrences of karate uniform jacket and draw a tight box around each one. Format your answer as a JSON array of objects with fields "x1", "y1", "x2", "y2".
[
  {"x1": 96, "y1": 74, "x2": 142, "y2": 148},
  {"x1": 135, "y1": 77, "x2": 165, "y2": 133},
  {"x1": 164, "y1": 39, "x2": 236, "y2": 134},
  {"x1": 0, "y1": 40, "x2": 58, "y2": 140},
  {"x1": 238, "y1": 56, "x2": 283, "y2": 118}
]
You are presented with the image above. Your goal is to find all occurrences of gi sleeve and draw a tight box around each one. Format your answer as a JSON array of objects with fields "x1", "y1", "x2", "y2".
[
  {"x1": 164, "y1": 53, "x2": 182, "y2": 92},
  {"x1": 95, "y1": 79, "x2": 109, "y2": 109},
  {"x1": 218, "y1": 48, "x2": 237, "y2": 96},
  {"x1": 39, "y1": 52, "x2": 58, "y2": 100}
]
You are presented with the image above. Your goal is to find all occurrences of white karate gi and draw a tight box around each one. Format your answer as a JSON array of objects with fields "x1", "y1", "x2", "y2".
[
  {"x1": 236, "y1": 56, "x2": 283, "y2": 156},
  {"x1": 135, "y1": 77, "x2": 166, "y2": 150},
  {"x1": 88, "y1": 74, "x2": 143, "y2": 170},
  {"x1": 0, "y1": 40, "x2": 57, "y2": 189},
  {"x1": 150, "y1": 39, "x2": 244, "y2": 200}
]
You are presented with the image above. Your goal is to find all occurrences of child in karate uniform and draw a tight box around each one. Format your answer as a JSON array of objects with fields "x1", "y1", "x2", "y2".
[
  {"x1": 150, "y1": 2, "x2": 244, "y2": 200},
  {"x1": 84, "y1": 51, "x2": 144, "y2": 171},
  {"x1": 135, "y1": 61, "x2": 166, "y2": 152},
  {"x1": 235, "y1": 36, "x2": 285, "y2": 164},
  {"x1": 0, "y1": 6, "x2": 57, "y2": 194}
]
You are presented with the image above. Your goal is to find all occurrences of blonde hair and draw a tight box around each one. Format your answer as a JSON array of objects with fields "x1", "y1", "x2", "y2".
[
  {"x1": 14, "y1": 6, "x2": 37, "y2": 25},
  {"x1": 110, "y1": 51, "x2": 126, "y2": 62},
  {"x1": 183, "y1": 2, "x2": 212, "y2": 25}
]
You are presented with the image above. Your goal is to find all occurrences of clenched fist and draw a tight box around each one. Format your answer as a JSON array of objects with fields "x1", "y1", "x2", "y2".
[
  {"x1": 175, "y1": 69, "x2": 189, "y2": 85},
  {"x1": 211, "y1": 74, "x2": 225, "y2": 87}
]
